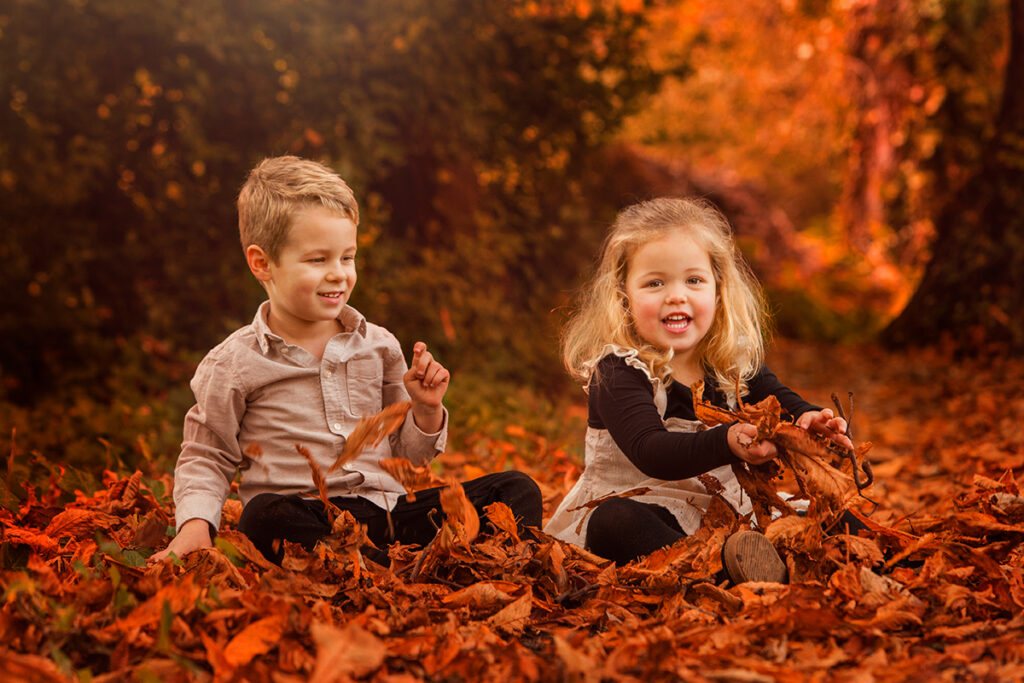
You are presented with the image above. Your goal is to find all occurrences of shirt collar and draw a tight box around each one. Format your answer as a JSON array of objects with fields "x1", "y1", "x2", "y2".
[{"x1": 251, "y1": 300, "x2": 368, "y2": 354}]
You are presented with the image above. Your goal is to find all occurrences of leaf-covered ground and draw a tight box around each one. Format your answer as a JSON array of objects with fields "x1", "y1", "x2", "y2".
[{"x1": 3, "y1": 341, "x2": 1024, "y2": 682}]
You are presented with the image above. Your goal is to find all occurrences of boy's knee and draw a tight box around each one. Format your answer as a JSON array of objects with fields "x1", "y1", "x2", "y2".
[
  {"x1": 475, "y1": 470, "x2": 543, "y2": 529},
  {"x1": 502, "y1": 470, "x2": 542, "y2": 496},
  {"x1": 500, "y1": 471, "x2": 543, "y2": 527},
  {"x1": 238, "y1": 492, "x2": 287, "y2": 533}
]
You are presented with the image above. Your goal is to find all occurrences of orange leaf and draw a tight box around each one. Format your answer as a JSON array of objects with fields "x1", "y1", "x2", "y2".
[
  {"x1": 330, "y1": 401, "x2": 410, "y2": 472},
  {"x1": 1, "y1": 526, "x2": 60, "y2": 554},
  {"x1": 296, "y1": 444, "x2": 342, "y2": 524},
  {"x1": 486, "y1": 588, "x2": 533, "y2": 634},
  {"x1": 437, "y1": 478, "x2": 480, "y2": 551},
  {"x1": 112, "y1": 575, "x2": 200, "y2": 632},
  {"x1": 44, "y1": 508, "x2": 122, "y2": 539},
  {"x1": 223, "y1": 613, "x2": 288, "y2": 667},
  {"x1": 309, "y1": 621, "x2": 387, "y2": 682},
  {"x1": 378, "y1": 457, "x2": 441, "y2": 501},
  {"x1": 0, "y1": 650, "x2": 67, "y2": 683},
  {"x1": 443, "y1": 581, "x2": 519, "y2": 609},
  {"x1": 483, "y1": 501, "x2": 520, "y2": 541}
]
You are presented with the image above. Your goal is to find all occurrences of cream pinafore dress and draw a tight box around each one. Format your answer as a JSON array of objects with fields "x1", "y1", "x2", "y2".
[{"x1": 544, "y1": 345, "x2": 753, "y2": 548}]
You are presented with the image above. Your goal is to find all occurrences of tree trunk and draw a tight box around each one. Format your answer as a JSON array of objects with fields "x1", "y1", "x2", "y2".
[{"x1": 883, "y1": 0, "x2": 1024, "y2": 352}]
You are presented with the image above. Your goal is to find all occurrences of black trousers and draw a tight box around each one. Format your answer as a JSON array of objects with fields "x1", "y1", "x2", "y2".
[
  {"x1": 238, "y1": 471, "x2": 543, "y2": 565},
  {"x1": 585, "y1": 497, "x2": 870, "y2": 565}
]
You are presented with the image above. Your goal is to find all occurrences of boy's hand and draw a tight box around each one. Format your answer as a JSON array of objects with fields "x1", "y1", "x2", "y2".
[
  {"x1": 728, "y1": 422, "x2": 778, "y2": 465},
  {"x1": 148, "y1": 518, "x2": 212, "y2": 564},
  {"x1": 796, "y1": 409, "x2": 854, "y2": 450},
  {"x1": 403, "y1": 342, "x2": 449, "y2": 433}
]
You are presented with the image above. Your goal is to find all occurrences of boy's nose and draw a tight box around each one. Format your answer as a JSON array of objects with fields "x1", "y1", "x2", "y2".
[{"x1": 327, "y1": 262, "x2": 345, "y2": 280}]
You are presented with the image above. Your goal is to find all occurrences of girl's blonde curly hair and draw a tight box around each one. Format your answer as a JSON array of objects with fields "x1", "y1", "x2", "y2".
[{"x1": 562, "y1": 197, "x2": 768, "y2": 394}]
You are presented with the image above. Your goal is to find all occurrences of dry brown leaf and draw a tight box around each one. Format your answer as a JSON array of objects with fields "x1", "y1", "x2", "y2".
[
  {"x1": 296, "y1": 443, "x2": 342, "y2": 525},
  {"x1": 764, "y1": 514, "x2": 821, "y2": 547},
  {"x1": 131, "y1": 508, "x2": 169, "y2": 548},
  {"x1": 330, "y1": 401, "x2": 411, "y2": 472},
  {"x1": 111, "y1": 575, "x2": 201, "y2": 632},
  {"x1": 309, "y1": 620, "x2": 387, "y2": 682},
  {"x1": 1, "y1": 525, "x2": 61, "y2": 554},
  {"x1": 0, "y1": 650, "x2": 74, "y2": 683},
  {"x1": 443, "y1": 581, "x2": 518, "y2": 609},
  {"x1": 482, "y1": 500, "x2": 520, "y2": 540},
  {"x1": 487, "y1": 588, "x2": 533, "y2": 634},
  {"x1": 223, "y1": 613, "x2": 288, "y2": 667},
  {"x1": 43, "y1": 508, "x2": 122, "y2": 539},
  {"x1": 378, "y1": 456, "x2": 440, "y2": 500},
  {"x1": 553, "y1": 636, "x2": 601, "y2": 683},
  {"x1": 436, "y1": 478, "x2": 480, "y2": 551},
  {"x1": 567, "y1": 486, "x2": 652, "y2": 513},
  {"x1": 782, "y1": 449, "x2": 859, "y2": 516}
]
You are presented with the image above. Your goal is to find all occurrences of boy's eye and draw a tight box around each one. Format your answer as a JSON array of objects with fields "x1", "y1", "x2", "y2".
[{"x1": 308, "y1": 257, "x2": 326, "y2": 263}]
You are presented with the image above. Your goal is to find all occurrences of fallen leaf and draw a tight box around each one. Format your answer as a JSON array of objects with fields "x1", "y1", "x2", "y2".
[
  {"x1": 330, "y1": 402, "x2": 411, "y2": 472},
  {"x1": 309, "y1": 620, "x2": 387, "y2": 682}
]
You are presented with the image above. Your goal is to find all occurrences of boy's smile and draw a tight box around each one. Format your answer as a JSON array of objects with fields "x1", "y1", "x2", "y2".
[
  {"x1": 254, "y1": 205, "x2": 358, "y2": 346},
  {"x1": 625, "y1": 229, "x2": 717, "y2": 380}
]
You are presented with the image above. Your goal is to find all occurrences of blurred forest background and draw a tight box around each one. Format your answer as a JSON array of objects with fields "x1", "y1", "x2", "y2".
[{"x1": 2, "y1": 0, "x2": 1022, "y2": 488}]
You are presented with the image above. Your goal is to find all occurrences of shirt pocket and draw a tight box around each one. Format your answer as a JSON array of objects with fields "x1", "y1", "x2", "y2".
[{"x1": 347, "y1": 357, "x2": 383, "y2": 416}]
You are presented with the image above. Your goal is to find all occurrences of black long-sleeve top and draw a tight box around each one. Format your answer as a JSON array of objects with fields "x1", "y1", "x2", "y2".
[{"x1": 587, "y1": 354, "x2": 819, "y2": 481}]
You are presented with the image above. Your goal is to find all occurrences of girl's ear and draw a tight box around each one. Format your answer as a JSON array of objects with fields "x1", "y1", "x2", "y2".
[{"x1": 246, "y1": 245, "x2": 273, "y2": 282}]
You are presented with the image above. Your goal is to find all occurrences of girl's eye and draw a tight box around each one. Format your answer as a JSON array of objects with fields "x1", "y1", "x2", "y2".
[
  {"x1": 646, "y1": 280, "x2": 663, "y2": 288},
  {"x1": 688, "y1": 277, "x2": 704, "y2": 285}
]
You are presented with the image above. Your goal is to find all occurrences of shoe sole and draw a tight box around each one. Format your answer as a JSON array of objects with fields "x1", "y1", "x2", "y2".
[{"x1": 722, "y1": 531, "x2": 787, "y2": 584}]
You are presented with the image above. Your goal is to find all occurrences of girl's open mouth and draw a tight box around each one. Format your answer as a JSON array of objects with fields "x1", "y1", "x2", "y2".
[{"x1": 663, "y1": 313, "x2": 691, "y2": 332}]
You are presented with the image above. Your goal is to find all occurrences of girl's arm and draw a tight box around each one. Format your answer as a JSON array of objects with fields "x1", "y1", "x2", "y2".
[
  {"x1": 590, "y1": 355, "x2": 739, "y2": 480},
  {"x1": 745, "y1": 367, "x2": 819, "y2": 416},
  {"x1": 747, "y1": 368, "x2": 852, "y2": 449}
]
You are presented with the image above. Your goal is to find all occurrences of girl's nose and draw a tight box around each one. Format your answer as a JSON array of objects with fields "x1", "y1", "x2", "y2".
[{"x1": 665, "y1": 287, "x2": 687, "y2": 303}]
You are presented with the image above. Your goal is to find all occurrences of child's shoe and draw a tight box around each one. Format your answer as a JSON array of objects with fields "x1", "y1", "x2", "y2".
[{"x1": 722, "y1": 530, "x2": 788, "y2": 584}]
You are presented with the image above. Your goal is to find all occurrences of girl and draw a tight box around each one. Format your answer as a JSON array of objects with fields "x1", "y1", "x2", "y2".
[{"x1": 544, "y1": 197, "x2": 852, "y2": 583}]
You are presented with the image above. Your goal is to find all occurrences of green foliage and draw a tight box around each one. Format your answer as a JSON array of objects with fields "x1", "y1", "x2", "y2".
[{"x1": 0, "y1": 0, "x2": 669, "y2": 406}]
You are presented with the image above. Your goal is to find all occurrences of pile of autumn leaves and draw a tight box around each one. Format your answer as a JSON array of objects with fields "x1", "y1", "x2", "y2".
[{"x1": 3, "y1": 344, "x2": 1024, "y2": 682}]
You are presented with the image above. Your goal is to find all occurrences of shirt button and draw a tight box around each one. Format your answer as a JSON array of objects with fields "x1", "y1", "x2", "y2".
[
  {"x1": 325, "y1": 369, "x2": 333, "y2": 377},
  {"x1": 333, "y1": 423, "x2": 342, "y2": 431}
]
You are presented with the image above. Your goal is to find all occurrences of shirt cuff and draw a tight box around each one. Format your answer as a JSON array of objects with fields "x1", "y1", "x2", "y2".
[
  {"x1": 399, "y1": 406, "x2": 448, "y2": 463},
  {"x1": 173, "y1": 493, "x2": 225, "y2": 534}
]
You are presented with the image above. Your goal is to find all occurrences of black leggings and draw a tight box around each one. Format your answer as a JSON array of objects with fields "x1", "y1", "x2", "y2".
[
  {"x1": 584, "y1": 497, "x2": 870, "y2": 565},
  {"x1": 238, "y1": 471, "x2": 543, "y2": 565},
  {"x1": 585, "y1": 497, "x2": 686, "y2": 565}
]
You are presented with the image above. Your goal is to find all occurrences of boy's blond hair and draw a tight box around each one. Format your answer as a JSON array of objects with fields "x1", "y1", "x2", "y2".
[
  {"x1": 238, "y1": 156, "x2": 359, "y2": 260},
  {"x1": 562, "y1": 197, "x2": 768, "y2": 394}
]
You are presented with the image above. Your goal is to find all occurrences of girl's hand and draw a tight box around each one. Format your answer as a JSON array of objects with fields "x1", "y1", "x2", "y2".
[
  {"x1": 148, "y1": 518, "x2": 212, "y2": 563},
  {"x1": 728, "y1": 422, "x2": 778, "y2": 465},
  {"x1": 796, "y1": 409, "x2": 854, "y2": 450},
  {"x1": 403, "y1": 342, "x2": 449, "y2": 432}
]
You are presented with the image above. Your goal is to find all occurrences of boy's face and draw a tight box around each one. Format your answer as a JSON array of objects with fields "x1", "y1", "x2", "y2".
[{"x1": 254, "y1": 205, "x2": 358, "y2": 338}]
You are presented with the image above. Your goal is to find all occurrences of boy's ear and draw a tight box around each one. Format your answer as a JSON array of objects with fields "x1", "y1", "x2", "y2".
[{"x1": 246, "y1": 245, "x2": 273, "y2": 282}]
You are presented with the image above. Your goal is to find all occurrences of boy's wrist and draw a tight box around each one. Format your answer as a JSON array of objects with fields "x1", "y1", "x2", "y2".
[{"x1": 410, "y1": 403, "x2": 445, "y2": 434}]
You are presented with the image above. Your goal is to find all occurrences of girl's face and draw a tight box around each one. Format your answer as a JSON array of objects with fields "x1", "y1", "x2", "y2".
[{"x1": 625, "y1": 229, "x2": 717, "y2": 376}]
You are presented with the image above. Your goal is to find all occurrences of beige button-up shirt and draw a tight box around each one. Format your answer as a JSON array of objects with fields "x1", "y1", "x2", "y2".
[{"x1": 172, "y1": 301, "x2": 447, "y2": 531}]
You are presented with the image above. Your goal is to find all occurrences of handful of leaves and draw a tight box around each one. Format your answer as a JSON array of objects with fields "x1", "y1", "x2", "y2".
[{"x1": 691, "y1": 380, "x2": 875, "y2": 524}]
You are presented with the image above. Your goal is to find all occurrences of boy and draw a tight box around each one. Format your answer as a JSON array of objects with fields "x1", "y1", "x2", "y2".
[{"x1": 152, "y1": 155, "x2": 542, "y2": 565}]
